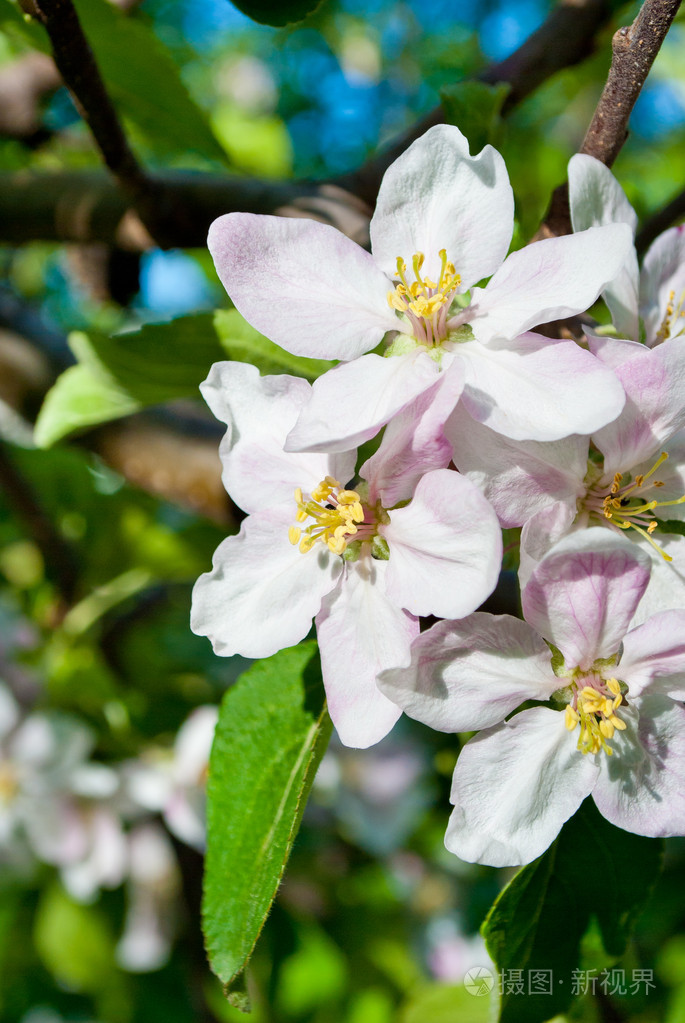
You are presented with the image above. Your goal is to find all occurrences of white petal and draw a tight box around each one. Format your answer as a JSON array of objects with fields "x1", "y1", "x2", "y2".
[
  {"x1": 190, "y1": 508, "x2": 341, "y2": 659},
  {"x1": 285, "y1": 350, "x2": 442, "y2": 454},
  {"x1": 593, "y1": 695, "x2": 685, "y2": 836},
  {"x1": 640, "y1": 224, "x2": 685, "y2": 347},
  {"x1": 458, "y1": 332, "x2": 625, "y2": 441},
  {"x1": 568, "y1": 154, "x2": 640, "y2": 339},
  {"x1": 629, "y1": 535, "x2": 685, "y2": 626},
  {"x1": 591, "y1": 335, "x2": 685, "y2": 476},
  {"x1": 316, "y1": 555, "x2": 416, "y2": 748},
  {"x1": 378, "y1": 614, "x2": 558, "y2": 732},
  {"x1": 522, "y1": 528, "x2": 652, "y2": 669},
  {"x1": 208, "y1": 213, "x2": 397, "y2": 360},
  {"x1": 446, "y1": 708, "x2": 598, "y2": 866},
  {"x1": 619, "y1": 610, "x2": 685, "y2": 698},
  {"x1": 471, "y1": 224, "x2": 634, "y2": 342},
  {"x1": 360, "y1": 363, "x2": 464, "y2": 507},
  {"x1": 202, "y1": 361, "x2": 355, "y2": 513},
  {"x1": 519, "y1": 501, "x2": 578, "y2": 590},
  {"x1": 447, "y1": 403, "x2": 588, "y2": 528},
  {"x1": 381, "y1": 469, "x2": 502, "y2": 619},
  {"x1": 370, "y1": 124, "x2": 514, "y2": 290}
]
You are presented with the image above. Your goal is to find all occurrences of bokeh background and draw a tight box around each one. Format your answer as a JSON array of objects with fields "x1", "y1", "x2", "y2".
[{"x1": 1, "y1": 0, "x2": 685, "y2": 1020}]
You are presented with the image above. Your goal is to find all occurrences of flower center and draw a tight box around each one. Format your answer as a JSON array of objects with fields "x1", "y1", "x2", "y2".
[
  {"x1": 387, "y1": 250, "x2": 461, "y2": 346},
  {"x1": 289, "y1": 476, "x2": 366, "y2": 555},
  {"x1": 582, "y1": 451, "x2": 685, "y2": 562},
  {"x1": 0, "y1": 761, "x2": 18, "y2": 804},
  {"x1": 654, "y1": 287, "x2": 685, "y2": 345},
  {"x1": 564, "y1": 675, "x2": 626, "y2": 756}
]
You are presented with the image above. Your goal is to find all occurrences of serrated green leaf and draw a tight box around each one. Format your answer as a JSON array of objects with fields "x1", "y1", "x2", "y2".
[
  {"x1": 227, "y1": 0, "x2": 324, "y2": 28},
  {"x1": 214, "y1": 309, "x2": 335, "y2": 380},
  {"x1": 483, "y1": 800, "x2": 662, "y2": 1023},
  {"x1": 203, "y1": 642, "x2": 332, "y2": 989},
  {"x1": 440, "y1": 81, "x2": 511, "y2": 153}
]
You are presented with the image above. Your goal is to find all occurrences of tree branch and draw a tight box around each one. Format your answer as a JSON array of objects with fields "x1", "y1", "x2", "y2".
[
  {"x1": 3, "y1": 0, "x2": 627, "y2": 249},
  {"x1": 26, "y1": 0, "x2": 186, "y2": 247},
  {"x1": 543, "y1": 0, "x2": 681, "y2": 236}
]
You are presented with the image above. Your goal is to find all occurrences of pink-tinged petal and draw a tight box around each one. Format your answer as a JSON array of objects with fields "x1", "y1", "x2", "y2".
[
  {"x1": 190, "y1": 507, "x2": 341, "y2": 659},
  {"x1": 381, "y1": 469, "x2": 501, "y2": 619},
  {"x1": 568, "y1": 154, "x2": 640, "y2": 340},
  {"x1": 446, "y1": 708, "x2": 598, "y2": 866},
  {"x1": 640, "y1": 224, "x2": 685, "y2": 347},
  {"x1": 378, "y1": 614, "x2": 557, "y2": 733},
  {"x1": 361, "y1": 363, "x2": 465, "y2": 507},
  {"x1": 315, "y1": 554, "x2": 417, "y2": 748},
  {"x1": 519, "y1": 501, "x2": 578, "y2": 589},
  {"x1": 458, "y1": 332, "x2": 625, "y2": 441},
  {"x1": 629, "y1": 535, "x2": 685, "y2": 627},
  {"x1": 590, "y1": 335, "x2": 685, "y2": 475},
  {"x1": 522, "y1": 528, "x2": 652, "y2": 669},
  {"x1": 370, "y1": 124, "x2": 514, "y2": 290},
  {"x1": 619, "y1": 610, "x2": 685, "y2": 699},
  {"x1": 470, "y1": 224, "x2": 633, "y2": 342},
  {"x1": 208, "y1": 213, "x2": 397, "y2": 360},
  {"x1": 447, "y1": 403, "x2": 588, "y2": 528},
  {"x1": 285, "y1": 350, "x2": 442, "y2": 454},
  {"x1": 593, "y1": 695, "x2": 685, "y2": 836},
  {"x1": 202, "y1": 361, "x2": 355, "y2": 513}
]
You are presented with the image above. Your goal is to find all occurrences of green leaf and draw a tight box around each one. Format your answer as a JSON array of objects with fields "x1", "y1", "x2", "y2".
[
  {"x1": 215, "y1": 309, "x2": 335, "y2": 380},
  {"x1": 33, "y1": 363, "x2": 139, "y2": 448},
  {"x1": 482, "y1": 800, "x2": 662, "y2": 1023},
  {"x1": 398, "y1": 983, "x2": 493, "y2": 1023},
  {"x1": 658, "y1": 519, "x2": 685, "y2": 537},
  {"x1": 203, "y1": 642, "x2": 332, "y2": 990},
  {"x1": 73, "y1": 0, "x2": 227, "y2": 164},
  {"x1": 34, "y1": 310, "x2": 334, "y2": 446},
  {"x1": 440, "y1": 81, "x2": 511, "y2": 153},
  {"x1": 34, "y1": 882, "x2": 117, "y2": 993},
  {"x1": 226, "y1": 0, "x2": 324, "y2": 28}
]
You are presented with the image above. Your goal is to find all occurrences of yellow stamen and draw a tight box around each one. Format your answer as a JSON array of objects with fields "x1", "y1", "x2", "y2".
[
  {"x1": 387, "y1": 249, "x2": 461, "y2": 345},
  {"x1": 565, "y1": 677, "x2": 626, "y2": 757},
  {"x1": 289, "y1": 477, "x2": 365, "y2": 556}
]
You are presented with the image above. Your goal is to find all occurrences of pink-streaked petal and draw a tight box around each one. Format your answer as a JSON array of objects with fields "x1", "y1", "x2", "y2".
[
  {"x1": 519, "y1": 501, "x2": 579, "y2": 589},
  {"x1": 285, "y1": 350, "x2": 442, "y2": 454},
  {"x1": 381, "y1": 469, "x2": 501, "y2": 619},
  {"x1": 446, "y1": 708, "x2": 598, "y2": 866},
  {"x1": 470, "y1": 224, "x2": 633, "y2": 342},
  {"x1": 590, "y1": 335, "x2": 685, "y2": 476},
  {"x1": 315, "y1": 555, "x2": 417, "y2": 749},
  {"x1": 190, "y1": 508, "x2": 341, "y2": 659},
  {"x1": 619, "y1": 610, "x2": 685, "y2": 699},
  {"x1": 522, "y1": 528, "x2": 652, "y2": 669},
  {"x1": 208, "y1": 213, "x2": 397, "y2": 360},
  {"x1": 568, "y1": 154, "x2": 640, "y2": 340},
  {"x1": 447, "y1": 403, "x2": 588, "y2": 528},
  {"x1": 593, "y1": 695, "x2": 685, "y2": 836},
  {"x1": 640, "y1": 224, "x2": 685, "y2": 347},
  {"x1": 202, "y1": 361, "x2": 355, "y2": 513},
  {"x1": 378, "y1": 614, "x2": 557, "y2": 733},
  {"x1": 361, "y1": 363, "x2": 465, "y2": 507},
  {"x1": 370, "y1": 124, "x2": 514, "y2": 290},
  {"x1": 458, "y1": 332, "x2": 625, "y2": 441}
]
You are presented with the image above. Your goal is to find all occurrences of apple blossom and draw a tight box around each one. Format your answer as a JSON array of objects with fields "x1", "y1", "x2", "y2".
[
  {"x1": 190, "y1": 360, "x2": 502, "y2": 748},
  {"x1": 379, "y1": 530, "x2": 685, "y2": 867},
  {"x1": 208, "y1": 125, "x2": 630, "y2": 453},
  {"x1": 448, "y1": 332, "x2": 685, "y2": 617},
  {"x1": 569, "y1": 153, "x2": 685, "y2": 346}
]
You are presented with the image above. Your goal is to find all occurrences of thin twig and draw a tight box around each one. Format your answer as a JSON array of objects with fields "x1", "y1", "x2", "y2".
[
  {"x1": 636, "y1": 186, "x2": 685, "y2": 254},
  {"x1": 543, "y1": 0, "x2": 682, "y2": 237}
]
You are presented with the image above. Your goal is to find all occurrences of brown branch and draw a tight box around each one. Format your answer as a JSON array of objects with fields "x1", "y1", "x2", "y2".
[
  {"x1": 543, "y1": 0, "x2": 681, "y2": 237},
  {"x1": 25, "y1": 0, "x2": 188, "y2": 247},
  {"x1": 3, "y1": 0, "x2": 628, "y2": 250},
  {"x1": 636, "y1": 185, "x2": 685, "y2": 255}
]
